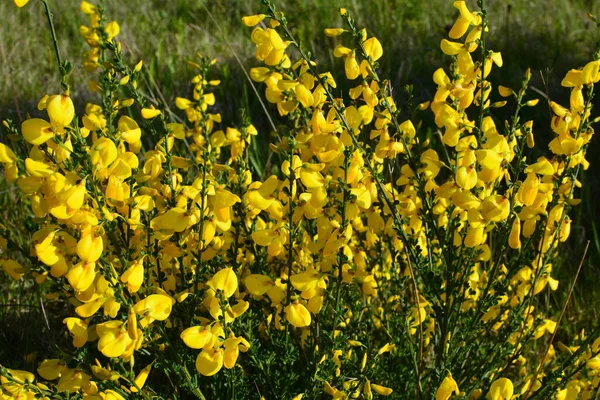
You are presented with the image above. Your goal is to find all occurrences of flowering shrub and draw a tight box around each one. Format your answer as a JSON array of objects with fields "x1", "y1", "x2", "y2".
[{"x1": 1, "y1": 0, "x2": 600, "y2": 398}]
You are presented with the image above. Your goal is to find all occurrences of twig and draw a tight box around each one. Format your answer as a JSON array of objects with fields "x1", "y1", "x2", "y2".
[
  {"x1": 523, "y1": 240, "x2": 590, "y2": 399},
  {"x1": 190, "y1": 7, "x2": 278, "y2": 135}
]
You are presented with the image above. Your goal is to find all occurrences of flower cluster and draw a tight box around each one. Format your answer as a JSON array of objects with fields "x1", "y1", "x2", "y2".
[{"x1": 1, "y1": 0, "x2": 599, "y2": 399}]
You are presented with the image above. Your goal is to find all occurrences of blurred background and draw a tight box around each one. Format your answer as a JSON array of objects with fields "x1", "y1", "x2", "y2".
[{"x1": 1, "y1": 0, "x2": 600, "y2": 358}]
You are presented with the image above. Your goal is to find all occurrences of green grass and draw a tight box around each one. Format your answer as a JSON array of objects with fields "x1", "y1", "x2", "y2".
[
  {"x1": 2, "y1": 0, "x2": 600, "y2": 370},
  {"x1": 1, "y1": 0, "x2": 600, "y2": 115}
]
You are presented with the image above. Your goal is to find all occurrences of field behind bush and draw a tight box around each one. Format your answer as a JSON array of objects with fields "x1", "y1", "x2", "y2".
[{"x1": 2, "y1": 0, "x2": 600, "y2": 393}]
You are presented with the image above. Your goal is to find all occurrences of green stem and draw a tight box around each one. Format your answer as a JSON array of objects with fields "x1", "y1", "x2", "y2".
[{"x1": 41, "y1": 0, "x2": 66, "y2": 87}]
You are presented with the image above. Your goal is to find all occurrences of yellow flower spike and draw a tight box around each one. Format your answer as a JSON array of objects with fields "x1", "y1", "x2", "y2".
[
  {"x1": 130, "y1": 363, "x2": 152, "y2": 393},
  {"x1": 285, "y1": 302, "x2": 311, "y2": 328},
  {"x1": 63, "y1": 318, "x2": 89, "y2": 348},
  {"x1": 76, "y1": 231, "x2": 103, "y2": 263},
  {"x1": 324, "y1": 28, "x2": 345, "y2": 37},
  {"x1": 14, "y1": 0, "x2": 29, "y2": 7},
  {"x1": 195, "y1": 348, "x2": 224, "y2": 376},
  {"x1": 66, "y1": 261, "x2": 96, "y2": 292},
  {"x1": 141, "y1": 105, "x2": 162, "y2": 119},
  {"x1": 22, "y1": 118, "x2": 54, "y2": 145},
  {"x1": 209, "y1": 267, "x2": 238, "y2": 298},
  {"x1": 37, "y1": 359, "x2": 67, "y2": 381},
  {"x1": 133, "y1": 294, "x2": 174, "y2": 321},
  {"x1": 181, "y1": 326, "x2": 214, "y2": 349},
  {"x1": 242, "y1": 14, "x2": 266, "y2": 27},
  {"x1": 244, "y1": 274, "x2": 274, "y2": 296},
  {"x1": 118, "y1": 116, "x2": 142, "y2": 144},
  {"x1": 47, "y1": 94, "x2": 75, "y2": 127},
  {"x1": 436, "y1": 374, "x2": 459, "y2": 400},
  {"x1": 96, "y1": 320, "x2": 133, "y2": 358},
  {"x1": 363, "y1": 37, "x2": 383, "y2": 61},
  {"x1": 487, "y1": 378, "x2": 514, "y2": 400},
  {"x1": 371, "y1": 384, "x2": 393, "y2": 396}
]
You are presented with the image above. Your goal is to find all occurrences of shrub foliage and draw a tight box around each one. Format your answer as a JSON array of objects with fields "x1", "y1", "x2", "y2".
[{"x1": 1, "y1": 0, "x2": 600, "y2": 399}]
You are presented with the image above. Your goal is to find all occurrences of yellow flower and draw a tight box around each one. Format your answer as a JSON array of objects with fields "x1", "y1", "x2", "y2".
[
  {"x1": 181, "y1": 326, "x2": 214, "y2": 349},
  {"x1": 285, "y1": 302, "x2": 312, "y2": 328},
  {"x1": 130, "y1": 363, "x2": 153, "y2": 393},
  {"x1": 22, "y1": 118, "x2": 54, "y2": 145},
  {"x1": 76, "y1": 230, "x2": 104, "y2": 263},
  {"x1": 47, "y1": 94, "x2": 75, "y2": 127},
  {"x1": 209, "y1": 268, "x2": 238, "y2": 298},
  {"x1": 196, "y1": 348, "x2": 224, "y2": 376},
  {"x1": 133, "y1": 294, "x2": 174, "y2": 322},
  {"x1": 244, "y1": 274, "x2": 274, "y2": 296},
  {"x1": 118, "y1": 115, "x2": 142, "y2": 144},
  {"x1": 1, "y1": 259, "x2": 25, "y2": 280},
  {"x1": 371, "y1": 384, "x2": 393, "y2": 396},
  {"x1": 80, "y1": 1, "x2": 96, "y2": 14},
  {"x1": 96, "y1": 320, "x2": 133, "y2": 358},
  {"x1": 150, "y1": 208, "x2": 191, "y2": 232},
  {"x1": 363, "y1": 37, "x2": 383, "y2": 61},
  {"x1": 121, "y1": 259, "x2": 144, "y2": 293},
  {"x1": 37, "y1": 359, "x2": 67, "y2": 381},
  {"x1": 487, "y1": 378, "x2": 514, "y2": 400},
  {"x1": 0, "y1": 143, "x2": 16, "y2": 164},
  {"x1": 324, "y1": 28, "x2": 345, "y2": 37},
  {"x1": 242, "y1": 14, "x2": 266, "y2": 27},
  {"x1": 141, "y1": 105, "x2": 162, "y2": 119},
  {"x1": 436, "y1": 374, "x2": 459, "y2": 400},
  {"x1": 66, "y1": 261, "x2": 96, "y2": 292},
  {"x1": 14, "y1": 0, "x2": 29, "y2": 7},
  {"x1": 63, "y1": 318, "x2": 89, "y2": 348}
]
